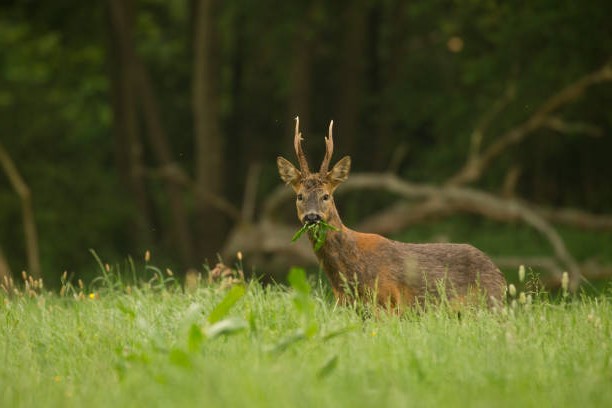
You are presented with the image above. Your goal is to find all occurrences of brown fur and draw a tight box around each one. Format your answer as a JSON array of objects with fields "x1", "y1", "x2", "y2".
[{"x1": 277, "y1": 120, "x2": 507, "y2": 308}]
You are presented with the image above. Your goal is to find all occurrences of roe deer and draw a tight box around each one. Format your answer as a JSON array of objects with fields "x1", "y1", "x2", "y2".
[{"x1": 277, "y1": 117, "x2": 507, "y2": 308}]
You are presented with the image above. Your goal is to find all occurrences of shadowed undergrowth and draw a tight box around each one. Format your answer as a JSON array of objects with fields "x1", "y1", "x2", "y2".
[{"x1": 2, "y1": 257, "x2": 612, "y2": 408}]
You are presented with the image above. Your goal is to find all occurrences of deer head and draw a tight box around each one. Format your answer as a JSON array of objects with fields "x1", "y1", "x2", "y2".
[{"x1": 277, "y1": 117, "x2": 351, "y2": 225}]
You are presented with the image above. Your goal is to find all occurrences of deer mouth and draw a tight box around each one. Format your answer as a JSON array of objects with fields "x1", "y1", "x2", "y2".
[{"x1": 302, "y1": 213, "x2": 323, "y2": 225}]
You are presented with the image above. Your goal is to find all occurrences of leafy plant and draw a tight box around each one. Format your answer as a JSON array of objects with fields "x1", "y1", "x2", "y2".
[
  {"x1": 268, "y1": 268, "x2": 356, "y2": 355},
  {"x1": 291, "y1": 220, "x2": 338, "y2": 251}
]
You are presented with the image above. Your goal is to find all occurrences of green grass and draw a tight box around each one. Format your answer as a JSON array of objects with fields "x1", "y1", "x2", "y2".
[{"x1": 2, "y1": 263, "x2": 612, "y2": 408}]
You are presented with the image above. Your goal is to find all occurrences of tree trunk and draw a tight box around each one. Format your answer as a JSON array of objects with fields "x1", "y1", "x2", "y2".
[
  {"x1": 284, "y1": 2, "x2": 323, "y2": 154},
  {"x1": 192, "y1": 0, "x2": 227, "y2": 261},
  {"x1": 336, "y1": 1, "x2": 367, "y2": 157},
  {"x1": 0, "y1": 143, "x2": 41, "y2": 279},
  {"x1": 107, "y1": 0, "x2": 155, "y2": 246},
  {"x1": 108, "y1": 0, "x2": 195, "y2": 265},
  {"x1": 287, "y1": 38, "x2": 312, "y2": 136}
]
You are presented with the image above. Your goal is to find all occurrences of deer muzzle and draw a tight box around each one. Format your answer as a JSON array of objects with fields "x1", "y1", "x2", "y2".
[{"x1": 302, "y1": 213, "x2": 322, "y2": 225}]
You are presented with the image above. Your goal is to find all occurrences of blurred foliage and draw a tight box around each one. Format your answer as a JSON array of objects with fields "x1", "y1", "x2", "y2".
[{"x1": 0, "y1": 0, "x2": 610, "y2": 282}]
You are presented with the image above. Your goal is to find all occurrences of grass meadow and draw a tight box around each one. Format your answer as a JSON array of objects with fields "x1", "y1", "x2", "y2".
[{"x1": 2, "y1": 257, "x2": 612, "y2": 408}]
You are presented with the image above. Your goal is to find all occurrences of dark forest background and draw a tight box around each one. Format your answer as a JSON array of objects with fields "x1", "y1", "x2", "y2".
[{"x1": 1, "y1": 0, "x2": 611, "y2": 288}]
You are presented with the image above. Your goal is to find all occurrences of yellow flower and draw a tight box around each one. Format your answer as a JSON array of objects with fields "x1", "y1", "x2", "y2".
[{"x1": 88, "y1": 293, "x2": 96, "y2": 300}]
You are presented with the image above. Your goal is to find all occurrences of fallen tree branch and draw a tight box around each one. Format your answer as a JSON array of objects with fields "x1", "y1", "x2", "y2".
[
  {"x1": 358, "y1": 198, "x2": 612, "y2": 235},
  {"x1": 534, "y1": 205, "x2": 612, "y2": 231}
]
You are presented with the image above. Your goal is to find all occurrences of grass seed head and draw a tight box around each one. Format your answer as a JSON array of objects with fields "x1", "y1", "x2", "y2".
[{"x1": 561, "y1": 272, "x2": 569, "y2": 293}]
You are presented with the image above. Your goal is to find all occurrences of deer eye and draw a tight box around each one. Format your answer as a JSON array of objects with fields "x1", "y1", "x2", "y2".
[
  {"x1": 322, "y1": 194, "x2": 330, "y2": 201},
  {"x1": 297, "y1": 193, "x2": 303, "y2": 201}
]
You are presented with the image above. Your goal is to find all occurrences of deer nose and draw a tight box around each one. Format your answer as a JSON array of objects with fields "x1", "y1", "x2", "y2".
[{"x1": 303, "y1": 213, "x2": 322, "y2": 224}]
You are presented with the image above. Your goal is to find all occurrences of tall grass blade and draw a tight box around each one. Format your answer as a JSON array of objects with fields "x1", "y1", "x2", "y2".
[{"x1": 205, "y1": 317, "x2": 248, "y2": 338}]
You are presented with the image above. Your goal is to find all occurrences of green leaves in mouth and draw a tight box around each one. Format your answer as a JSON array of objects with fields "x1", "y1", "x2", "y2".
[{"x1": 291, "y1": 220, "x2": 338, "y2": 251}]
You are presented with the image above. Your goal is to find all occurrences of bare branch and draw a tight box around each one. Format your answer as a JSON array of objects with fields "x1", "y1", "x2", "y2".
[
  {"x1": 542, "y1": 116, "x2": 603, "y2": 138},
  {"x1": 146, "y1": 164, "x2": 242, "y2": 222},
  {"x1": 450, "y1": 62, "x2": 612, "y2": 186},
  {"x1": 469, "y1": 81, "x2": 516, "y2": 161}
]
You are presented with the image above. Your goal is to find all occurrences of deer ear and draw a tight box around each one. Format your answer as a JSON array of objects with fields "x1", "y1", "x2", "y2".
[
  {"x1": 328, "y1": 156, "x2": 351, "y2": 188},
  {"x1": 277, "y1": 156, "x2": 301, "y2": 189}
]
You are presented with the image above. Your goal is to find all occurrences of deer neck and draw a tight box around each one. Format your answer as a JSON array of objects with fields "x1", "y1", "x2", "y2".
[
  {"x1": 307, "y1": 203, "x2": 346, "y2": 251},
  {"x1": 308, "y1": 206, "x2": 358, "y2": 289}
]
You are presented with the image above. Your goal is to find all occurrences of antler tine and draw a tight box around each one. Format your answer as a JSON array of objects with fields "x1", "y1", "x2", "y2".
[
  {"x1": 320, "y1": 120, "x2": 334, "y2": 175},
  {"x1": 294, "y1": 116, "x2": 310, "y2": 173}
]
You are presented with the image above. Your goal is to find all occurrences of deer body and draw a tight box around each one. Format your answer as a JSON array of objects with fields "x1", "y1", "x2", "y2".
[{"x1": 278, "y1": 118, "x2": 507, "y2": 308}]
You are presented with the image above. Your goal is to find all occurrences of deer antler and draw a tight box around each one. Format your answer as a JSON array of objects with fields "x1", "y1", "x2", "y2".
[
  {"x1": 294, "y1": 116, "x2": 310, "y2": 174},
  {"x1": 320, "y1": 120, "x2": 334, "y2": 175}
]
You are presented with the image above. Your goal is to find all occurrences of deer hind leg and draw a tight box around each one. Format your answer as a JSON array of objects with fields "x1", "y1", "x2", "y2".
[{"x1": 375, "y1": 279, "x2": 416, "y2": 313}]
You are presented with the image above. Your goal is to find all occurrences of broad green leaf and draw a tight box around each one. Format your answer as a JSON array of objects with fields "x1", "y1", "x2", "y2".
[
  {"x1": 266, "y1": 329, "x2": 307, "y2": 354},
  {"x1": 316, "y1": 355, "x2": 338, "y2": 379},
  {"x1": 291, "y1": 221, "x2": 338, "y2": 251},
  {"x1": 187, "y1": 324, "x2": 204, "y2": 352},
  {"x1": 321, "y1": 325, "x2": 358, "y2": 342},
  {"x1": 291, "y1": 223, "x2": 310, "y2": 242},
  {"x1": 288, "y1": 267, "x2": 310, "y2": 295},
  {"x1": 207, "y1": 285, "x2": 246, "y2": 324},
  {"x1": 168, "y1": 348, "x2": 192, "y2": 369},
  {"x1": 304, "y1": 321, "x2": 319, "y2": 338}
]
